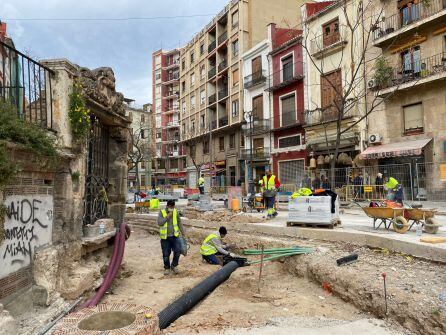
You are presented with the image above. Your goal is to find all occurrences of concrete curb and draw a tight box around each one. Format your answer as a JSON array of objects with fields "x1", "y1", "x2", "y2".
[{"x1": 125, "y1": 213, "x2": 446, "y2": 263}]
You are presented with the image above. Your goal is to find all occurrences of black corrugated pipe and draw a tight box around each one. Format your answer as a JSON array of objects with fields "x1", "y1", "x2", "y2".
[{"x1": 158, "y1": 260, "x2": 241, "y2": 330}]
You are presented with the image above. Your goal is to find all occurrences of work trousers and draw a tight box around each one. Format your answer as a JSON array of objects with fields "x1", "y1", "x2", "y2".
[
  {"x1": 198, "y1": 186, "x2": 205, "y2": 194},
  {"x1": 265, "y1": 196, "x2": 276, "y2": 216},
  {"x1": 161, "y1": 236, "x2": 181, "y2": 269},
  {"x1": 202, "y1": 252, "x2": 223, "y2": 265}
]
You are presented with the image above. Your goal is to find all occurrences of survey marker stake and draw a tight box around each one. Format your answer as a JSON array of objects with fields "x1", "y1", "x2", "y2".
[
  {"x1": 258, "y1": 245, "x2": 265, "y2": 294},
  {"x1": 382, "y1": 272, "x2": 388, "y2": 316}
]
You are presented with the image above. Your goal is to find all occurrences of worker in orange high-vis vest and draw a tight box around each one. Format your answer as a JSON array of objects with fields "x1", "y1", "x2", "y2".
[{"x1": 262, "y1": 168, "x2": 281, "y2": 219}]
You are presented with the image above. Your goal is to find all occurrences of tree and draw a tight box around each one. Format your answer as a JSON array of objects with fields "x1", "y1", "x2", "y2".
[{"x1": 128, "y1": 120, "x2": 152, "y2": 192}]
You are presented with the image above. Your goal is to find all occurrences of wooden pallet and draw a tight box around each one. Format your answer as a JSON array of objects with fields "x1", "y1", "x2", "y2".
[{"x1": 287, "y1": 219, "x2": 341, "y2": 229}]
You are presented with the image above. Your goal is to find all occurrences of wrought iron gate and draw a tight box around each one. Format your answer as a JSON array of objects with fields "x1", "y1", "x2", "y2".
[{"x1": 83, "y1": 118, "x2": 110, "y2": 226}]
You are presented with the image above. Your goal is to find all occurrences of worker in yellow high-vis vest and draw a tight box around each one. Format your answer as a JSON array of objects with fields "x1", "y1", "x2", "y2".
[
  {"x1": 200, "y1": 226, "x2": 235, "y2": 265},
  {"x1": 157, "y1": 200, "x2": 186, "y2": 275},
  {"x1": 262, "y1": 168, "x2": 281, "y2": 219}
]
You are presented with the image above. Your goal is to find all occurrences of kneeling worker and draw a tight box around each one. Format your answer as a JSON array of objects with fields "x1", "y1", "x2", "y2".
[
  {"x1": 200, "y1": 226, "x2": 234, "y2": 265},
  {"x1": 157, "y1": 200, "x2": 186, "y2": 275}
]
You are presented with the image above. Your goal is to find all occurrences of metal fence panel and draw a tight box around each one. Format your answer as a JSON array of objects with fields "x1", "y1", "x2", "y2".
[{"x1": 416, "y1": 162, "x2": 446, "y2": 202}]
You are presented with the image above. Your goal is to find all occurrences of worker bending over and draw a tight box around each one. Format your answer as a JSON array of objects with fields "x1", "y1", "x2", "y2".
[
  {"x1": 385, "y1": 177, "x2": 404, "y2": 205},
  {"x1": 200, "y1": 226, "x2": 235, "y2": 265},
  {"x1": 157, "y1": 200, "x2": 186, "y2": 275},
  {"x1": 198, "y1": 175, "x2": 205, "y2": 195},
  {"x1": 262, "y1": 169, "x2": 281, "y2": 219}
]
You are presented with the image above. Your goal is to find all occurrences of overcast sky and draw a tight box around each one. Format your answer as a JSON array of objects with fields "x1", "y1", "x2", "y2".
[{"x1": 1, "y1": 0, "x2": 228, "y2": 105}]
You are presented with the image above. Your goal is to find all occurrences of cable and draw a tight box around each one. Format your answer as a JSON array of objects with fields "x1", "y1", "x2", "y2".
[{"x1": 2, "y1": 14, "x2": 216, "y2": 22}]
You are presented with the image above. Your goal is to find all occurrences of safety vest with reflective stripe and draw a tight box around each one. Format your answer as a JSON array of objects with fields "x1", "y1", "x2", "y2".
[
  {"x1": 262, "y1": 175, "x2": 276, "y2": 190},
  {"x1": 150, "y1": 198, "x2": 160, "y2": 210},
  {"x1": 198, "y1": 177, "x2": 205, "y2": 186},
  {"x1": 200, "y1": 233, "x2": 219, "y2": 256},
  {"x1": 160, "y1": 209, "x2": 180, "y2": 240}
]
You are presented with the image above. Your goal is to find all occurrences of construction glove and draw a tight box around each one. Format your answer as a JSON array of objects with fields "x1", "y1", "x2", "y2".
[{"x1": 228, "y1": 252, "x2": 236, "y2": 258}]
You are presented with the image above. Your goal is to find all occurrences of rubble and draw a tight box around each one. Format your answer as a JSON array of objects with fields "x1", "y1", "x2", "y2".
[{"x1": 183, "y1": 207, "x2": 264, "y2": 223}]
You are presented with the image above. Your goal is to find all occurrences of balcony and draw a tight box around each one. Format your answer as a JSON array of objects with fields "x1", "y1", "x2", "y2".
[
  {"x1": 266, "y1": 65, "x2": 304, "y2": 91},
  {"x1": 218, "y1": 59, "x2": 228, "y2": 72},
  {"x1": 304, "y1": 106, "x2": 355, "y2": 127},
  {"x1": 242, "y1": 118, "x2": 271, "y2": 135},
  {"x1": 167, "y1": 121, "x2": 180, "y2": 128},
  {"x1": 218, "y1": 88, "x2": 228, "y2": 100},
  {"x1": 219, "y1": 116, "x2": 228, "y2": 128},
  {"x1": 163, "y1": 91, "x2": 179, "y2": 99},
  {"x1": 211, "y1": 120, "x2": 218, "y2": 130},
  {"x1": 208, "y1": 93, "x2": 217, "y2": 105},
  {"x1": 374, "y1": 52, "x2": 446, "y2": 97},
  {"x1": 217, "y1": 31, "x2": 228, "y2": 45},
  {"x1": 164, "y1": 107, "x2": 179, "y2": 115},
  {"x1": 208, "y1": 40, "x2": 217, "y2": 53},
  {"x1": 163, "y1": 60, "x2": 180, "y2": 70},
  {"x1": 166, "y1": 134, "x2": 180, "y2": 142},
  {"x1": 240, "y1": 147, "x2": 271, "y2": 161},
  {"x1": 372, "y1": 0, "x2": 446, "y2": 46},
  {"x1": 244, "y1": 70, "x2": 267, "y2": 89},
  {"x1": 163, "y1": 73, "x2": 180, "y2": 85},
  {"x1": 208, "y1": 67, "x2": 216, "y2": 79},
  {"x1": 310, "y1": 27, "x2": 348, "y2": 58}
]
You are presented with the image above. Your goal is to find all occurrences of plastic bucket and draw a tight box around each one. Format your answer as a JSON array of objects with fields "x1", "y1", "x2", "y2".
[{"x1": 232, "y1": 198, "x2": 240, "y2": 211}]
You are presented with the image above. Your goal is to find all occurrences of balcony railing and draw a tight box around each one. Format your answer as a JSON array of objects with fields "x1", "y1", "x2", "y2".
[
  {"x1": 304, "y1": 105, "x2": 355, "y2": 126},
  {"x1": 218, "y1": 59, "x2": 228, "y2": 72},
  {"x1": 271, "y1": 110, "x2": 305, "y2": 129},
  {"x1": 211, "y1": 120, "x2": 218, "y2": 130},
  {"x1": 240, "y1": 147, "x2": 271, "y2": 160},
  {"x1": 167, "y1": 121, "x2": 180, "y2": 127},
  {"x1": 208, "y1": 67, "x2": 216, "y2": 79},
  {"x1": 208, "y1": 93, "x2": 217, "y2": 105},
  {"x1": 208, "y1": 40, "x2": 217, "y2": 53},
  {"x1": 266, "y1": 64, "x2": 304, "y2": 91},
  {"x1": 373, "y1": 52, "x2": 446, "y2": 91},
  {"x1": 164, "y1": 60, "x2": 180, "y2": 68},
  {"x1": 372, "y1": 0, "x2": 446, "y2": 41},
  {"x1": 218, "y1": 88, "x2": 228, "y2": 100},
  {"x1": 310, "y1": 27, "x2": 348, "y2": 56},
  {"x1": 166, "y1": 73, "x2": 180, "y2": 82},
  {"x1": 218, "y1": 31, "x2": 228, "y2": 45},
  {"x1": 219, "y1": 116, "x2": 228, "y2": 127},
  {"x1": 242, "y1": 118, "x2": 271, "y2": 135},
  {"x1": 244, "y1": 70, "x2": 267, "y2": 89},
  {"x1": 164, "y1": 91, "x2": 179, "y2": 99}
]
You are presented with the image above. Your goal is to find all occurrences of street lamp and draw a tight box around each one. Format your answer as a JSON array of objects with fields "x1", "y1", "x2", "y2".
[{"x1": 243, "y1": 110, "x2": 254, "y2": 195}]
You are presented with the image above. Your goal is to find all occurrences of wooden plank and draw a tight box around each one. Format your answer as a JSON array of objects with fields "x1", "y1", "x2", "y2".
[{"x1": 420, "y1": 237, "x2": 446, "y2": 244}]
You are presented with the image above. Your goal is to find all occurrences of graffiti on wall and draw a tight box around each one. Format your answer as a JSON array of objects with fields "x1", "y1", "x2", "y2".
[{"x1": 0, "y1": 195, "x2": 53, "y2": 278}]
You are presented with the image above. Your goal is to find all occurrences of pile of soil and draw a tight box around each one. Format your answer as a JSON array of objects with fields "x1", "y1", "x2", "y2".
[{"x1": 183, "y1": 207, "x2": 264, "y2": 224}]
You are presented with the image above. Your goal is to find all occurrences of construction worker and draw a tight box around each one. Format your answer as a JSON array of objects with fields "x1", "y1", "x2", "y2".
[
  {"x1": 385, "y1": 177, "x2": 404, "y2": 205},
  {"x1": 262, "y1": 168, "x2": 281, "y2": 219},
  {"x1": 198, "y1": 174, "x2": 205, "y2": 195},
  {"x1": 157, "y1": 200, "x2": 186, "y2": 275},
  {"x1": 200, "y1": 226, "x2": 235, "y2": 265},
  {"x1": 258, "y1": 179, "x2": 264, "y2": 193}
]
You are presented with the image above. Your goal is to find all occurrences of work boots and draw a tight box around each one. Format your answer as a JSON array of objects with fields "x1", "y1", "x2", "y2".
[{"x1": 171, "y1": 267, "x2": 179, "y2": 275}]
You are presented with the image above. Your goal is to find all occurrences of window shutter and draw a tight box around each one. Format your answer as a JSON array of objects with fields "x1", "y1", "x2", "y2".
[
  {"x1": 281, "y1": 95, "x2": 296, "y2": 126},
  {"x1": 404, "y1": 104, "x2": 423, "y2": 130}
]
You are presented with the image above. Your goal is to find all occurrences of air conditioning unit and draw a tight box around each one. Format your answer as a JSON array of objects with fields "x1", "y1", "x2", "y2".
[
  {"x1": 368, "y1": 79, "x2": 378, "y2": 90},
  {"x1": 368, "y1": 133, "x2": 382, "y2": 144}
]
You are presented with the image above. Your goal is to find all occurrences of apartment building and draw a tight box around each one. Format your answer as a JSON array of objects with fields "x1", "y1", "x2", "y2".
[
  {"x1": 241, "y1": 38, "x2": 272, "y2": 187},
  {"x1": 152, "y1": 49, "x2": 187, "y2": 186},
  {"x1": 126, "y1": 100, "x2": 153, "y2": 191},
  {"x1": 179, "y1": 0, "x2": 305, "y2": 188},
  {"x1": 267, "y1": 23, "x2": 307, "y2": 186},
  {"x1": 301, "y1": 1, "x2": 368, "y2": 186}
]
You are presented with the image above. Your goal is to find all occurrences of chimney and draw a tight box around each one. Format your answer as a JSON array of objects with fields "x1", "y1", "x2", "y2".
[{"x1": 0, "y1": 22, "x2": 7, "y2": 40}]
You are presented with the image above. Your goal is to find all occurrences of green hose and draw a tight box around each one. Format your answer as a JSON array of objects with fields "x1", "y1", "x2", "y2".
[
  {"x1": 244, "y1": 247, "x2": 313, "y2": 255},
  {"x1": 248, "y1": 250, "x2": 312, "y2": 265}
]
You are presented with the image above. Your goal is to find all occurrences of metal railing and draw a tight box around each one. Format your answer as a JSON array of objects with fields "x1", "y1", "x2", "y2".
[
  {"x1": 219, "y1": 116, "x2": 228, "y2": 127},
  {"x1": 208, "y1": 93, "x2": 217, "y2": 105},
  {"x1": 0, "y1": 40, "x2": 54, "y2": 131},
  {"x1": 167, "y1": 121, "x2": 180, "y2": 127},
  {"x1": 211, "y1": 120, "x2": 217, "y2": 130},
  {"x1": 218, "y1": 59, "x2": 228, "y2": 72},
  {"x1": 304, "y1": 104, "x2": 355, "y2": 126},
  {"x1": 266, "y1": 62, "x2": 304, "y2": 91},
  {"x1": 240, "y1": 147, "x2": 271, "y2": 160},
  {"x1": 208, "y1": 67, "x2": 216, "y2": 79},
  {"x1": 166, "y1": 73, "x2": 179, "y2": 81},
  {"x1": 164, "y1": 91, "x2": 179, "y2": 98},
  {"x1": 272, "y1": 109, "x2": 304, "y2": 129},
  {"x1": 244, "y1": 70, "x2": 267, "y2": 89},
  {"x1": 376, "y1": 53, "x2": 446, "y2": 90},
  {"x1": 242, "y1": 118, "x2": 271, "y2": 135},
  {"x1": 218, "y1": 31, "x2": 228, "y2": 45},
  {"x1": 218, "y1": 87, "x2": 228, "y2": 100},
  {"x1": 310, "y1": 26, "x2": 348, "y2": 55},
  {"x1": 373, "y1": 0, "x2": 446, "y2": 41},
  {"x1": 208, "y1": 40, "x2": 217, "y2": 53}
]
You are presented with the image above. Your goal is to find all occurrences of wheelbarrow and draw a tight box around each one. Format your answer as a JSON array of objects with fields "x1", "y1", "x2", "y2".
[
  {"x1": 405, "y1": 208, "x2": 440, "y2": 234},
  {"x1": 362, "y1": 206, "x2": 408, "y2": 233}
]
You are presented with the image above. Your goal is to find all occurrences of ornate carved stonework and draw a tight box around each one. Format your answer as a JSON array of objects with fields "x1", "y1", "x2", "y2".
[{"x1": 77, "y1": 67, "x2": 126, "y2": 116}]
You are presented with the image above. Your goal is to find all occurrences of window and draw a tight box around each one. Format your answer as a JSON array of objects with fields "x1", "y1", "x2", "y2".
[
  {"x1": 252, "y1": 95, "x2": 263, "y2": 119},
  {"x1": 190, "y1": 50, "x2": 195, "y2": 64},
  {"x1": 232, "y1": 40, "x2": 239, "y2": 58},
  {"x1": 232, "y1": 99, "x2": 239, "y2": 117},
  {"x1": 182, "y1": 102, "x2": 186, "y2": 114},
  {"x1": 191, "y1": 121, "x2": 196, "y2": 133},
  {"x1": 252, "y1": 56, "x2": 262, "y2": 77},
  {"x1": 200, "y1": 64, "x2": 206, "y2": 79},
  {"x1": 219, "y1": 136, "x2": 225, "y2": 151},
  {"x1": 140, "y1": 175, "x2": 146, "y2": 187},
  {"x1": 200, "y1": 41, "x2": 205, "y2": 55},
  {"x1": 403, "y1": 103, "x2": 423, "y2": 133},
  {"x1": 181, "y1": 81, "x2": 186, "y2": 93},
  {"x1": 400, "y1": 1, "x2": 420, "y2": 26},
  {"x1": 401, "y1": 46, "x2": 421, "y2": 76},
  {"x1": 190, "y1": 73, "x2": 195, "y2": 87},
  {"x1": 128, "y1": 111, "x2": 133, "y2": 121},
  {"x1": 240, "y1": 134, "x2": 245, "y2": 147},
  {"x1": 232, "y1": 69, "x2": 239, "y2": 86},
  {"x1": 200, "y1": 89, "x2": 206, "y2": 105},
  {"x1": 281, "y1": 93, "x2": 296, "y2": 126},
  {"x1": 156, "y1": 132, "x2": 162, "y2": 139},
  {"x1": 203, "y1": 140, "x2": 209, "y2": 154},
  {"x1": 229, "y1": 133, "x2": 236, "y2": 149},
  {"x1": 155, "y1": 71, "x2": 161, "y2": 80},
  {"x1": 140, "y1": 129, "x2": 146, "y2": 139},
  {"x1": 190, "y1": 94, "x2": 196, "y2": 109},
  {"x1": 181, "y1": 58, "x2": 186, "y2": 70},
  {"x1": 141, "y1": 161, "x2": 146, "y2": 169},
  {"x1": 321, "y1": 69, "x2": 342, "y2": 122},
  {"x1": 155, "y1": 55, "x2": 161, "y2": 66},
  {"x1": 200, "y1": 114, "x2": 205, "y2": 128},
  {"x1": 281, "y1": 54, "x2": 293, "y2": 82},
  {"x1": 182, "y1": 123, "x2": 186, "y2": 134},
  {"x1": 141, "y1": 114, "x2": 145, "y2": 123},
  {"x1": 232, "y1": 11, "x2": 239, "y2": 28},
  {"x1": 322, "y1": 18, "x2": 340, "y2": 48},
  {"x1": 279, "y1": 135, "x2": 302, "y2": 148}
]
